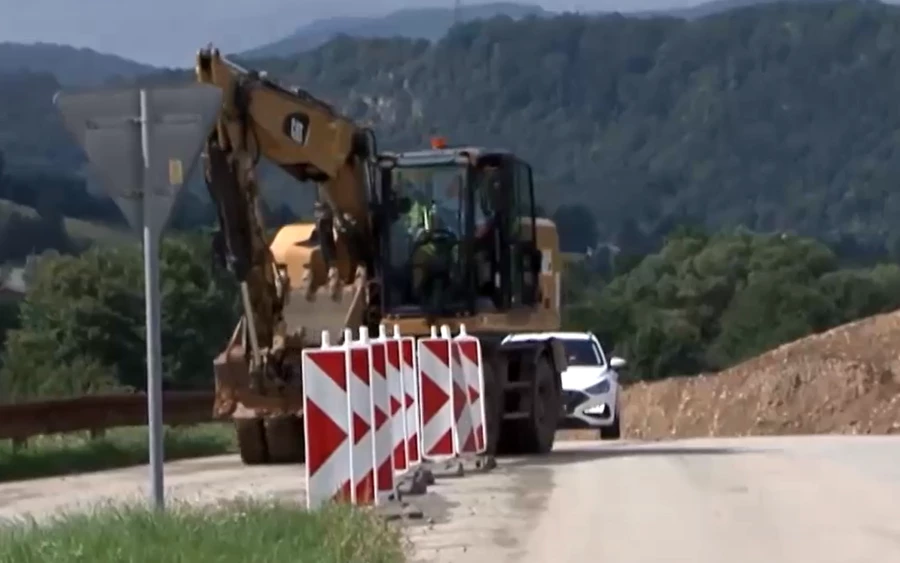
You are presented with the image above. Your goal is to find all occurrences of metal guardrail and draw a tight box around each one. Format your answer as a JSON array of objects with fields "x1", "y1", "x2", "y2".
[{"x1": 0, "y1": 392, "x2": 217, "y2": 444}]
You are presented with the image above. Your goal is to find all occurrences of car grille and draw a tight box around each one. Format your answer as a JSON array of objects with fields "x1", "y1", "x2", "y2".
[{"x1": 563, "y1": 390, "x2": 588, "y2": 414}]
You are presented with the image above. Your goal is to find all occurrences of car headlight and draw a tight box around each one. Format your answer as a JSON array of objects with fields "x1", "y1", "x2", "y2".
[{"x1": 584, "y1": 378, "x2": 611, "y2": 395}]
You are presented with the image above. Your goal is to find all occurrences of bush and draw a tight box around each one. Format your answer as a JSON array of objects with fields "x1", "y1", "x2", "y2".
[{"x1": 567, "y1": 229, "x2": 900, "y2": 381}]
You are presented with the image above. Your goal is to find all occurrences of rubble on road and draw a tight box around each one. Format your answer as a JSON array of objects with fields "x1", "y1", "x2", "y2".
[{"x1": 623, "y1": 309, "x2": 900, "y2": 439}]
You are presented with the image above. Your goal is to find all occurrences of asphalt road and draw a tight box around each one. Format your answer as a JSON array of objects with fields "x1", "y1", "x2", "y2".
[{"x1": 3, "y1": 436, "x2": 900, "y2": 563}]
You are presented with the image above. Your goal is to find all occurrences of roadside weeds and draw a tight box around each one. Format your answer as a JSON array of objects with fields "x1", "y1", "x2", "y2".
[
  {"x1": 0, "y1": 498, "x2": 405, "y2": 563},
  {"x1": 0, "y1": 423, "x2": 236, "y2": 482}
]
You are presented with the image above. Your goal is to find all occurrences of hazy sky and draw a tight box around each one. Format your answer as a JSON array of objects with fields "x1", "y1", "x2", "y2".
[{"x1": 0, "y1": 0, "x2": 709, "y2": 66}]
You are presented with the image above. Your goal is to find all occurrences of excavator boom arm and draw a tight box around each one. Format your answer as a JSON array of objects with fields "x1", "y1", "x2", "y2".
[{"x1": 195, "y1": 47, "x2": 375, "y2": 364}]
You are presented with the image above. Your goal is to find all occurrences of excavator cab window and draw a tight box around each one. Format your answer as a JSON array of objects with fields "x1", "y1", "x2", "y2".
[
  {"x1": 470, "y1": 154, "x2": 540, "y2": 310},
  {"x1": 378, "y1": 150, "x2": 539, "y2": 318},
  {"x1": 381, "y1": 161, "x2": 472, "y2": 315},
  {"x1": 469, "y1": 165, "x2": 502, "y2": 308},
  {"x1": 512, "y1": 159, "x2": 540, "y2": 307}
]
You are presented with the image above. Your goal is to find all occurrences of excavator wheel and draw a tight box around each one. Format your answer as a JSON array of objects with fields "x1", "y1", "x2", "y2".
[
  {"x1": 264, "y1": 415, "x2": 306, "y2": 464},
  {"x1": 484, "y1": 345, "x2": 560, "y2": 456},
  {"x1": 481, "y1": 347, "x2": 509, "y2": 456},
  {"x1": 512, "y1": 353, "x2": 560, "y2": 455},
  {"x1": 234, "y1": 418, "x2": 269, "y2": 465}
]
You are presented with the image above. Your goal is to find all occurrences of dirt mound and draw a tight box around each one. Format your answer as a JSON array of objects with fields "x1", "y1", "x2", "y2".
[{"x1": 622, "y1": 309, "x2": 900, "y2": 440}]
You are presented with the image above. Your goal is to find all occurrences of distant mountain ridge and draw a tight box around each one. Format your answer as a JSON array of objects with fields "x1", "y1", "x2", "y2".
[
  {"x1": 240, "y1": 2, "x2": 550, "y2": 59},
  {"x1": 643, "y1": 0, "x2": 865, "y2": 19},
  {"x1": 240, "y1": 0, "x2": 857, "y2": 59},
  {"x1": 0, "y1": 42, "x2": 157, "y2": 87},
  {"x1": 0, "y1": 1, "x2": 857, "y2": 77}
]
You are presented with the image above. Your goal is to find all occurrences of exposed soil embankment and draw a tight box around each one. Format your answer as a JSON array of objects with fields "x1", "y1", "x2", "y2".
[{"x1": 622, "y1": 310, "x2": 900, "y2": 439}]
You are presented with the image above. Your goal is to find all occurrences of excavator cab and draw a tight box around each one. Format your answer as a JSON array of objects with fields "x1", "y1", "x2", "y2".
[{"x1": 377, "y1": 144, "x2": 544, "y2": 322}]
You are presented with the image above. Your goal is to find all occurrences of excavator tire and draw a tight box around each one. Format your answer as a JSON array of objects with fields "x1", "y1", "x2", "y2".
[
  {"x1": 264, "y1": 415, "x2": 306, "y2": 463},
  {"x1": 481, "y1": 346, "x2": 509, "y2": 456},
  {"x1": 484, "y1": 344, "x2": 560, "y2": 456},
  {"x1": 512, "y1": 353, "x2": 560, "y2": 455},
  {"x1": 235, "y1": 418, "x2": 269, "y2": 465}
]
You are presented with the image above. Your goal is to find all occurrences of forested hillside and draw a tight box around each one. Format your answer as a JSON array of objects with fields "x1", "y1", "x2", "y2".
[
  {"x1": 565, "y1": 227, "x2": 900, "y2": 381},
  {"x1": 251, "y1": 0, "x2": 900, "y2": 259},
  {"x1": 4, "y1": 1, "x2": 900, "y2": 261},
  {"x1": 9, "y1": 1, "x2": 900, "y2": 394}
]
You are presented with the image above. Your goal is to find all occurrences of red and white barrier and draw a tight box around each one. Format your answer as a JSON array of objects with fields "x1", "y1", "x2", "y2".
[
  {"x1": 362, "y1": 327, "x2": 395, "y2": 502},
  {"x1": 344, "y1": 328, "x2": 376, "y2": 505},
  {"x1": 443, "y1": 325, "x2": 477, "y2": 456},
  {"x1": 454, "y1": 325, "x2": 487, "y2": 454},
  {"x1": 300, "y1": 323, "x2": 488, "y2": 509},
  {"x1": 379, "y1": 326, "x2": 409, "y2": 477},
  {"x1": 417, "y1": 327, "x2": 455, "y2": 461},
  {"x1": 302, "y1": 332, "x2": 353, "y2": 509},
  {"x1": 397, "y1": 327, "x2": 422, "y2": 467}
]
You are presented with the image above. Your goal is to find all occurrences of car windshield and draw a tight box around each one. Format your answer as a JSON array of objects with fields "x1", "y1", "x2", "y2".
[{"x1": 562, "y1": 339, "x2": 601, "y2": 366}]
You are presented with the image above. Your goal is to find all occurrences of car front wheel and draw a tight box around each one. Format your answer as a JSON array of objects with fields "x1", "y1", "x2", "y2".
[{"x1": 600, "y1": 410, "x2": 621, "y2": 440}]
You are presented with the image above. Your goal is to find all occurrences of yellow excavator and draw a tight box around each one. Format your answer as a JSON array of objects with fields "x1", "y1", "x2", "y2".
[{"x1": 195, "y1": 46, "x2": 568, "y2": 464}]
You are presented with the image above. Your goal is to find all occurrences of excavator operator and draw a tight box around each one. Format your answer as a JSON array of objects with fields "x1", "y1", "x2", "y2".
[
  {"x1": 471, "y1": 166, "x2": 500, "y2": 307},
  {"x1": 389, "y1": 168, "x2": 463, "y2": 309}
]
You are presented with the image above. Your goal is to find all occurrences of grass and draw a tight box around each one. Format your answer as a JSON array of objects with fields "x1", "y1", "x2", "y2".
[
  {"x1": 0, "y1": 423, "x2": 237, "y2": 482},
  {"x1": 0, "y1": 499, "x2": 406, "y2": 563}
]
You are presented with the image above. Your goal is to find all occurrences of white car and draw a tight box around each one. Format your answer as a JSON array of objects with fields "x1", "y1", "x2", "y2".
[{"x1": 503, "y1": 331, "x2": 625, "y2": 439}]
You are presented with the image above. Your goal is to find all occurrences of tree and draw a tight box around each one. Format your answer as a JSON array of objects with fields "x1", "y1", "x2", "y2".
[
  {"x1": 0, "y1": 296, "x2": 19, "y2": 371},
  {"x1": 0, "y1": 211, "x2": 72, "y2": 263},
  {"x1": 553, "y1": 204, "x2": 598, "y2": 253},
  {"x1": 566, "y1": 228, "x2": 900, "y2": 382},
  {"x1": 0, "y1": 235, "x2": 239, "y2": 399}
]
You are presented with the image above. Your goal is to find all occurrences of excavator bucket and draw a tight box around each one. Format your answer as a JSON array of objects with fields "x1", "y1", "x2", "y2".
[{"x1": 282, "y1": 265, "x2": 368, "y2": 347}]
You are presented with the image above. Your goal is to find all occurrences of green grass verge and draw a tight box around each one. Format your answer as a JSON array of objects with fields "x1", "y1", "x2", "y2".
[
  {"x1": 0, "y1": 423, "x2": 236, "y2": 483},
  {"x1": 0, "y1": 499, "x2": 405, "y2": 563}
]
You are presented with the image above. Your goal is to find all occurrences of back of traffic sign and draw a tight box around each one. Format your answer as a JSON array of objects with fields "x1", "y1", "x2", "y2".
[
  {"x1": 55, "y1": 88, "x2": 144, "y2": 230},
  {"x1": 142, "y1": 86, "x2": 222, "y2": 233},
  {"x1": 54, "y1": 84, "x2": 222, "y2": 236}
]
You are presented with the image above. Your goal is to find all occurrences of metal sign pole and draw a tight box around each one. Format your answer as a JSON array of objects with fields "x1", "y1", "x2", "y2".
[
  {"x1": 139, "y1": 89, "x2": 165, "y2": 509},
  {"x1": 143, "y1": 223, "x2": 165, "y2": 508},
  {"x1": 55, "y1": 84, "x2": 222, "y2": 511}
]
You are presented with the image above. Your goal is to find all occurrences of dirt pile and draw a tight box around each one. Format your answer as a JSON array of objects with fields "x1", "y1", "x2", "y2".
[{"x1": 622, "y1": 309, "x2": 900, "y2": 439}]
